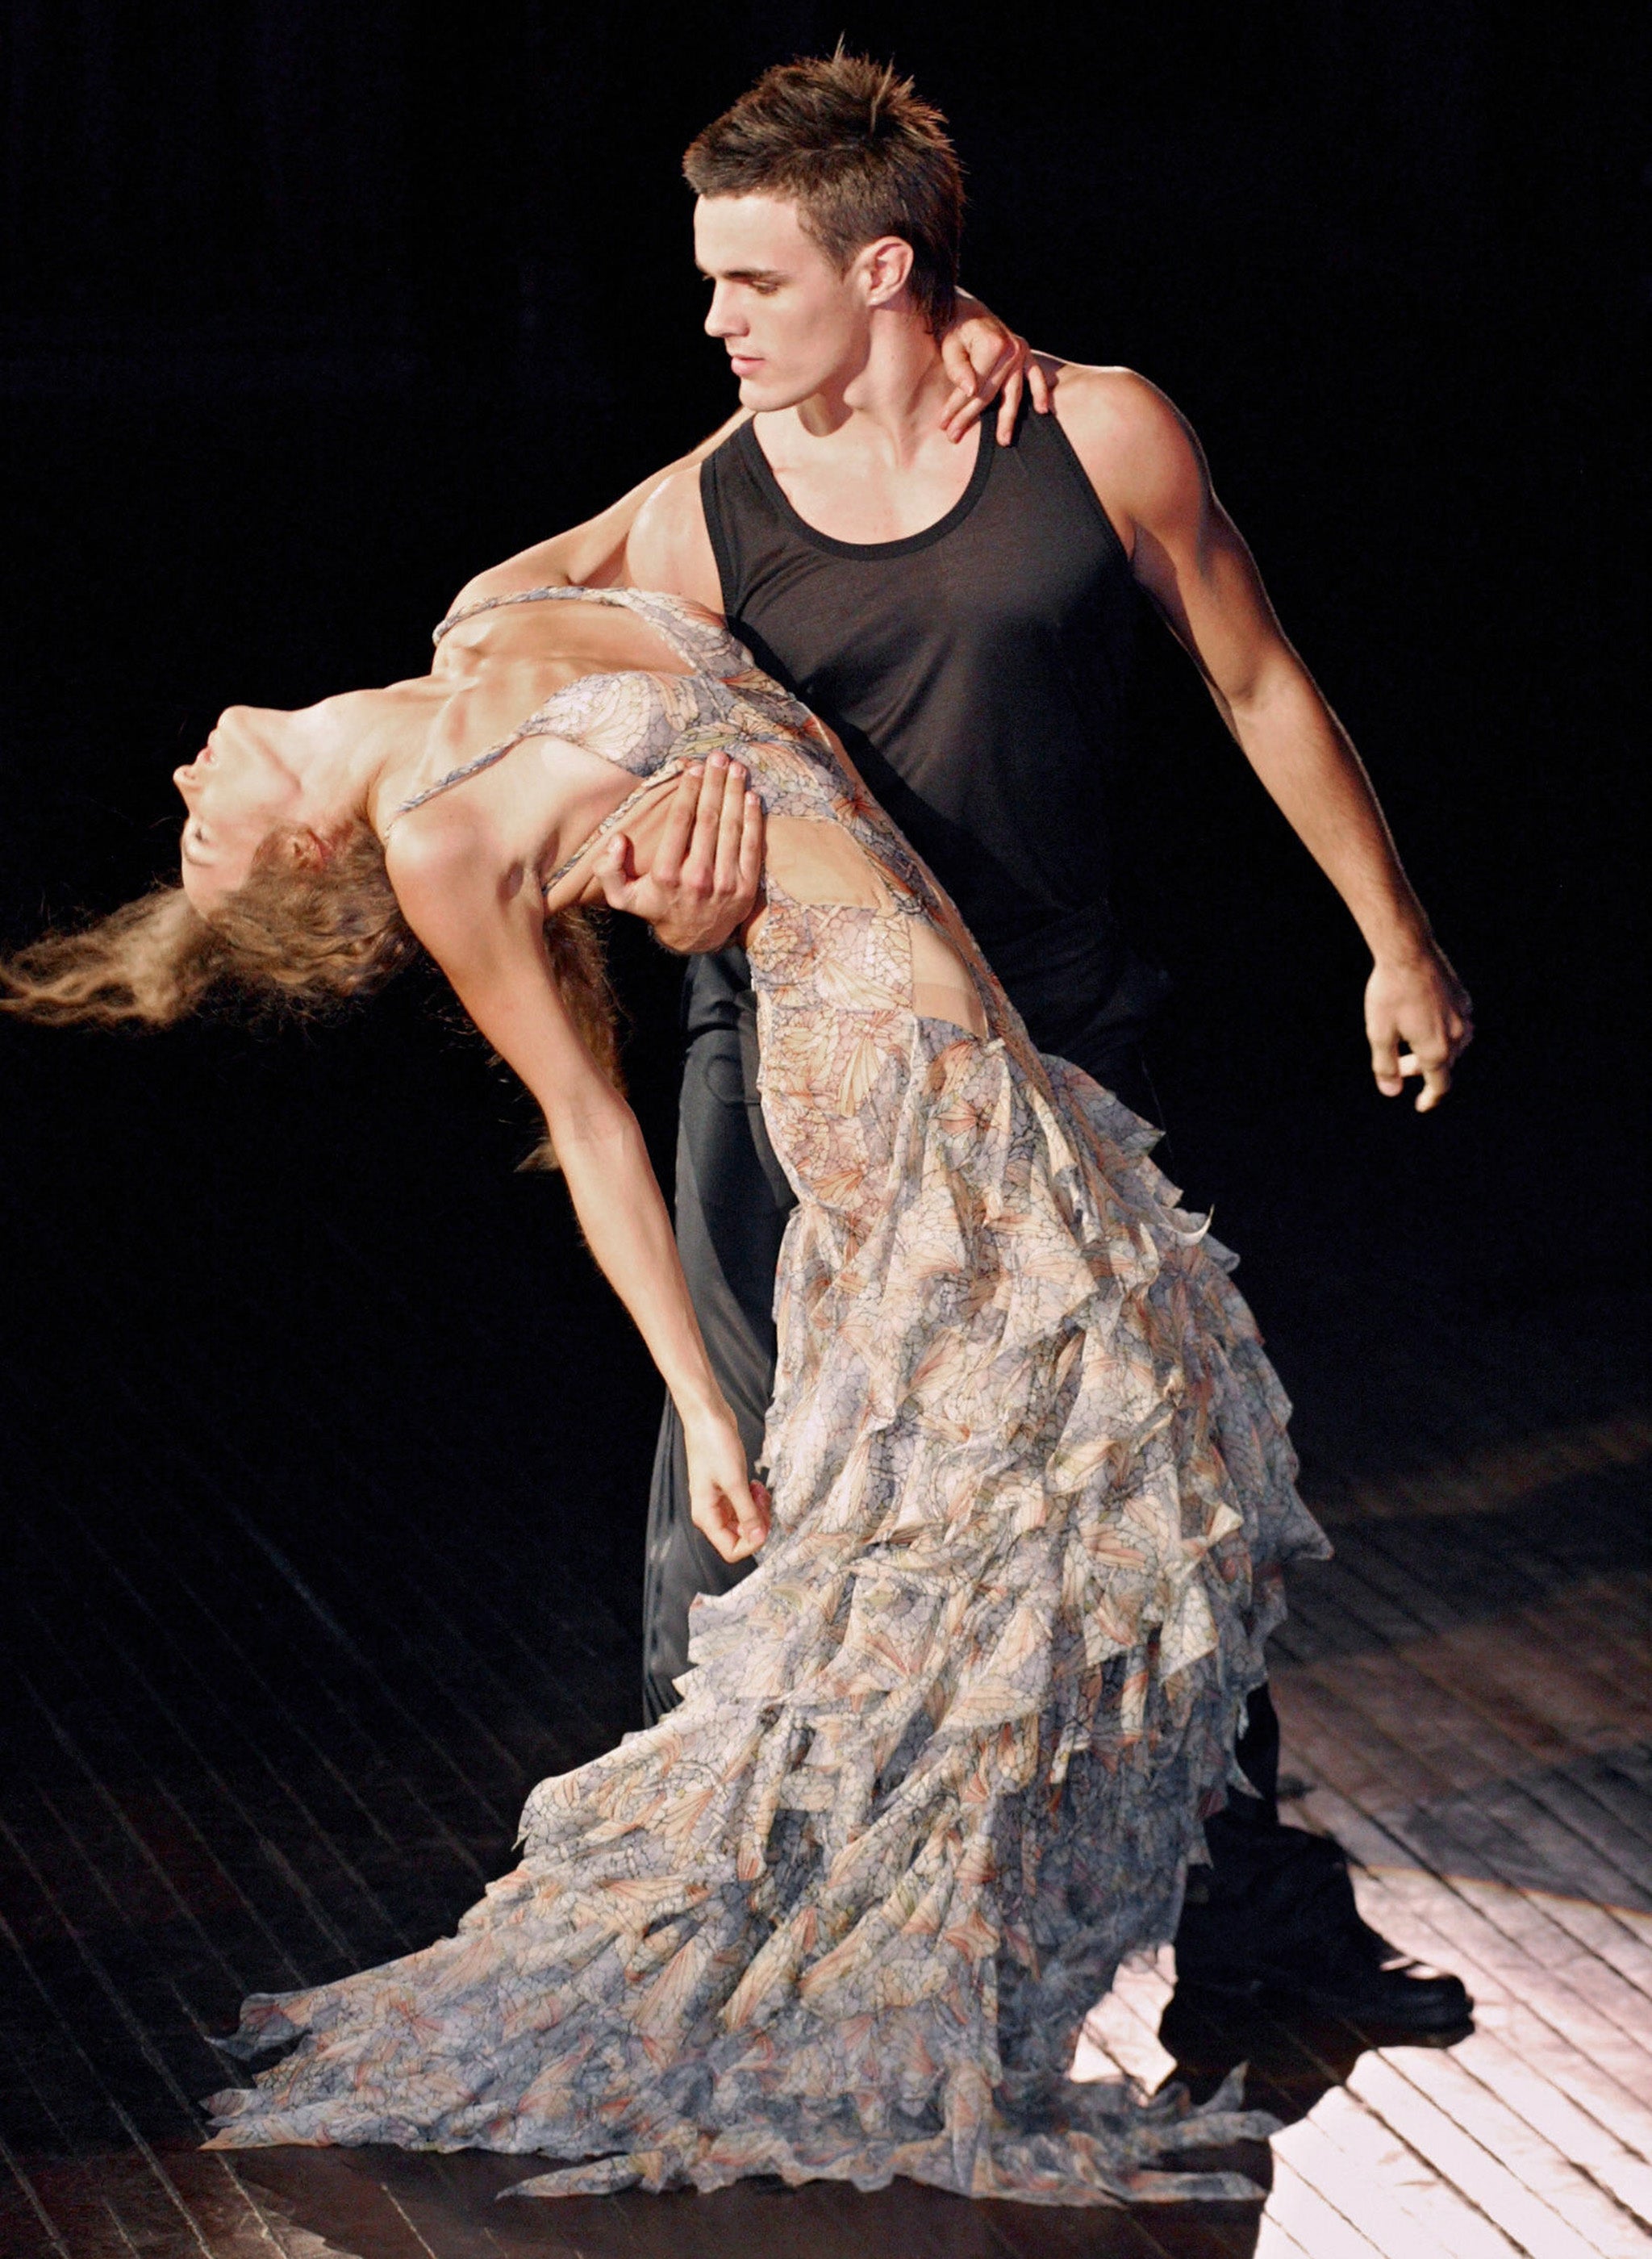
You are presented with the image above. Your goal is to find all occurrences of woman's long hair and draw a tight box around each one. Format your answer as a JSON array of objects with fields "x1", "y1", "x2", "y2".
[{"x1": 1, "y1": 822, "x2": 620, "y2": 1165}]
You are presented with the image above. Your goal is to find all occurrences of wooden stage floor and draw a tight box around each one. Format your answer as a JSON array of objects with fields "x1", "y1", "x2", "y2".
[{"x1": 3, "y1": 1280, "x2": 1649, "y2": 2258}]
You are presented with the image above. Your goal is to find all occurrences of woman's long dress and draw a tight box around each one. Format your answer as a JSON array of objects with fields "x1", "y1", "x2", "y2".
[{"x1": 205, "y1": 587, "x2": 1329, "y2": 2203}]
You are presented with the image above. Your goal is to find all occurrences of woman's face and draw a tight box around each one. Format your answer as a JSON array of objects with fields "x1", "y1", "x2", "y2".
[{"x1": 173, "y1": 705, "x2": 309, "y2": 908}]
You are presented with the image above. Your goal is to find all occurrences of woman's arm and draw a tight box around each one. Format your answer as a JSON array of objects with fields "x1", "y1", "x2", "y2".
[{"x1": 387, "y1": 814, "x2": 770, "y2": 1561}]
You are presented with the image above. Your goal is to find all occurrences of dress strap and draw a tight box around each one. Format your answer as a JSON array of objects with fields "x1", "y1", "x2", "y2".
[
  {"x1": 387, "y1": 587, "x2": 749, "y2": 840},
  {"x1": 432, "y1": 584, "x2": 585, "y2": 646},
  {"x1": 431, "y1": 582, "x2": 749, "y2": 677},
  {"x1": 382, "y1": 722, "x2": 542, "y2": 836}
]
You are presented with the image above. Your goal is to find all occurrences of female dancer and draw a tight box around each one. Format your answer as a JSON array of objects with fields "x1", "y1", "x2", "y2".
[{"x1": 3, "y1": 559, "x2": 1326, "y2": 2203}]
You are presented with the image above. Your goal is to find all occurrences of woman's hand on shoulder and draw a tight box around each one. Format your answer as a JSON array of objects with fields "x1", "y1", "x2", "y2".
[{"x1": 940, "y1": 293, "x2": 1053, "y2": 446}]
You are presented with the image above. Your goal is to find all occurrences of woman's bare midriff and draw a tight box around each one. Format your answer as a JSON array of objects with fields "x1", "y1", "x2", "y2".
[{"x1": 745, "y1": 814, "x2": 989, "y2": 1040}]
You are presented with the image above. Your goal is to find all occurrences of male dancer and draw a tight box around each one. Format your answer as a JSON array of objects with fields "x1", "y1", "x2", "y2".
[{"x1": 515, "y1": 52, "x2": 1472, "y2": 2029}]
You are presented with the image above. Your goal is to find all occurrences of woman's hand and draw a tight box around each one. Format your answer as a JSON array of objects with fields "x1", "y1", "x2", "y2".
[
  {"x1": 683, "y1": 1405, "x2": 771, "y2": 1564},
  {"x1": 939, "y1": 293, "x2": 1053, "y2": 446}
]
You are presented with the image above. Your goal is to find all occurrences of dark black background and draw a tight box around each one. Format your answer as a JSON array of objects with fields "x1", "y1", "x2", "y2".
[{"x1": 2, "y1": 2, "x2": 1646, "y2": 1689}]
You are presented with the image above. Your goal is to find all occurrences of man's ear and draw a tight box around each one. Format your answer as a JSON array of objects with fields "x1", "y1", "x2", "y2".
[{"x1": 859, "y1": 234, "x2": 916, "y2": 311}]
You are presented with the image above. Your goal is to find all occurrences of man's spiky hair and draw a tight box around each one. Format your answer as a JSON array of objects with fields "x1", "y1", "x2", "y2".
[{"x1": 683, "y1": 49, "x2": 965, "y2": 334}]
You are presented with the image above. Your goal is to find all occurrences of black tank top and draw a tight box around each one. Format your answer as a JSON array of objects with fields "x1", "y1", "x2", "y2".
[{"x1": 700, "y1": 400, "x2": 1159, "y2": 1063}]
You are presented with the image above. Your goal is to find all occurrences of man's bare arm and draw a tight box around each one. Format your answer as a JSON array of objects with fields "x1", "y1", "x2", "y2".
[
  {"x1": 623, "y1": 461, "x2": 725, "y2": 608},
  {"x1": 1053, "y1": 364, "x2": 1471, "y2": 1112},
  {"x1": 446, "y1": 409, "x2": 750, "y2": 612},
  {"x1": 452, "y1": 299, "x2": 1041, "y2": 613}
]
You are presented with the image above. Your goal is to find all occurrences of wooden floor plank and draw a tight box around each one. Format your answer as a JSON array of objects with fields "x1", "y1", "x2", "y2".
[
  {"x1": 1342, "y1": 1862, "x2": 1652, "y2": 2172},
  {"x1": 1316, "y1": 1801, "x2": 1652, "y2": 2124},
  {"x1": 174, "y1": 2149, "x2": 348, "y2": 2259},
  {"x1": 1249, "y1": 2221, "x2": 1312, "y2": 2259},
  {"x1": 1379, "y1": 1995, "x2": 1652, "y2": 2224},
  {"x1": 0, "y1": 2157, "x2": 158, "y2": 2259},
  {"x1": 63, "y1": 1502, "x2": 481, "y2": 1885},
  {"x1": 0, "y1": 1832, "x2": 202, "y2": 2139},
  {"x1": 1385, "y1": 2042, "x2": 1652, "y2": 2254},
  {"x1": 93, "y1": 1368, "x2": 621, "y2": 1799},
  {"x1": 12, "y1": 1616, "x2": 375, "y2": 1983},
  {"x1": 1304, "y1": 1632, "x2": 1652, "y2": 1958},
  {"x1": 1274, "y1": 2088, "x2": 1523, "y2": 2259},
  {"x1": 0, "y1": 2135, "x2": 78, "y2": 2259},
  {"x1": 1347, "y1": 2049, "x2": 1618, "y2": 2259},
  {"x1": 1313, "y1": 1538, "x2": 1652, "y2": 1880},
  {"x1": 232, "y1": 2148, "x2": 500, "y2": 2257},
  {"x1": 20, "y1": 1485, "x2": 515, "y2": 1903},
  {"x1": 1267, "y1": 1672, "x2": 1652, "y2": 2073},
  {"x1": 6, "y1": 1663, "x2": 332, "y2": 2013},
  {"x1": 0, "y1": 1925, "x2": 218, "y2": 2256},
  {"x1": 29, "y1": 1381, "x2": 542, "y2": 1849},
  {"x1": 1250, "y1": 2152, "x2": 1389, "y2": 2259},
  {"x1": 93, "y1": 2147, "x2": 223, "y2": 2259},
  {"x1": 6, "y1": 1275, "x2": 1649, "y2": 2253},
  {"x1": 1330, "y1": 1568, "x2": 1652, "y2": 1829},
  {"x1": 1267, "y1": 1772, "x2": 1652, "y2": 2150},
  {"x1": 984, "y1": 2191, "x2": 1256, "y2": 2259},
  {"x1": 19, "y1": 1728, "x2": 257, "y2": 2017}
]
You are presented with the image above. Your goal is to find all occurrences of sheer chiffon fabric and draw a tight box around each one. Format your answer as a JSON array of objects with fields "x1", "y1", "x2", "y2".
[{"x1": 206, "y1": 590, "x2": 1327, "y2": 2203}]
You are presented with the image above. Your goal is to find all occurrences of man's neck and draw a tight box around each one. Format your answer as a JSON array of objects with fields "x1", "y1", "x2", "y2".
[{"x1": 788, "y1": 315, "x2": 954, "y2": 464}]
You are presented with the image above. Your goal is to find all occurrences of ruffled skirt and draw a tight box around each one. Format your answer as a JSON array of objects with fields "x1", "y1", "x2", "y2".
[{"x1": 206, "y1": 985, "x2": 1326, "y2": 2204}]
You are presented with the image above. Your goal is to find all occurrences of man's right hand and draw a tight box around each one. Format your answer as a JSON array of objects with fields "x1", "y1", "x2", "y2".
[{"x1": 594, "y1": 751, "x2": 764, "y2": 953}]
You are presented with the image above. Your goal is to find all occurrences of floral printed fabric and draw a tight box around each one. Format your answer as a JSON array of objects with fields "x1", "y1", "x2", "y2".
[{"x1": 206, "y1": 589, "x2": 1328, "y2": 2203}]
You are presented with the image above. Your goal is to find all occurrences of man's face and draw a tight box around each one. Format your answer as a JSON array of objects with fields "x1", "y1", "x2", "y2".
[{"x1": 695, "y1": 195, "x2": 873, "y2": 410}]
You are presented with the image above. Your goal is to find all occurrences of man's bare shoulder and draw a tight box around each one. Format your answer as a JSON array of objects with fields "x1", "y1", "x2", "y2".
[
  {"x1": 446, "y1": 557, "x2": 571, "y2": 617},
  {"x1": 629, "y1": 461, "x2": 706, "y2": 553},
  {"x1": 626, "y1": 462, "x2": 722, "y2": 607},
  {"x1": 1045, "y1": 362, "x2": 1195, "y2": 466},
  {"x1": 1043, "y1": 362, "x2": 1209, "y2": 539}
]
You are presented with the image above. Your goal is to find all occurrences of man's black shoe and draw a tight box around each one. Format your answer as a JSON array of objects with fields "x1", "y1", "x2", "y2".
[
  {"x1": 1174, "y1": 1810, "x2": 1474, "y2": 2036},
  {"x1": 1176, "y1": 1931, "x2": 1474, "y2": 2033}
]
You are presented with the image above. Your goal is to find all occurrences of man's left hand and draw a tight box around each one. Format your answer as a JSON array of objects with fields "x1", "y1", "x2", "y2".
[
  {"x1": 1366, "y1": 946, "x2": 1474, "y2": 1112},
  {"x1": 595, "y1": 752, "x2": 764, "y2": 953}
]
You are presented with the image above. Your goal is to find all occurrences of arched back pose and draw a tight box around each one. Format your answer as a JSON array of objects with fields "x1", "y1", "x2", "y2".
[
  {"x1": 6, "y1": 557, "x2": 1329, "y2": 2201},
  {"x1": 503, "y1": 49, "x2": 1475, "y2": 2039}
]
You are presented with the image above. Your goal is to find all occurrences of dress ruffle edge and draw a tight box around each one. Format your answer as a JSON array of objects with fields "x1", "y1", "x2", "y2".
[{"x1": 206, "y1": 1033, "x2": 1322, "y2": 2204}]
